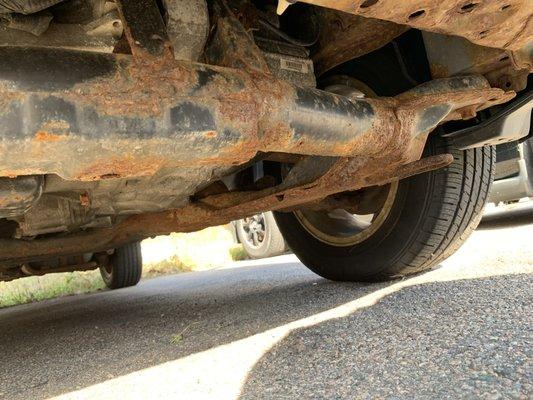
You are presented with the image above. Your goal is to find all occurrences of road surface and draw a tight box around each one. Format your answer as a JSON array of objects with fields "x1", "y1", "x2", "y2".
[{"x1": 0, "y1": 206, "x2": 532, "y2": 399}]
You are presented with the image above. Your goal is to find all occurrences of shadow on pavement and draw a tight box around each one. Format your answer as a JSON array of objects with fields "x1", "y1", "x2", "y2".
[
  {"x1": 0, "y1": 260, "x2": 382, "y2": 399},
  {"x1": 239, "y1": 273, "x2": 531, "y2": 399},
  {"x1": 0, "y1": 258, "x2": 530, "y2": 399},
  {"x1": 479, "y1": 203, "x2": 533, "y2": 230}
]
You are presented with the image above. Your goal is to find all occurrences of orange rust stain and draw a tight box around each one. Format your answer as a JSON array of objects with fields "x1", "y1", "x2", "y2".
[
  {"x1": 34, "y1": 131, "x2": 65, "y2": 142},
  {"x1": 73, "y1": 156, "x2": 164, "y2": 181},
  {"x1": 204, "y1": 131, "x2": 217, "y2": 138},
  {"x1": 79, "y1": 193, "x2": 90, "y2": 207}
]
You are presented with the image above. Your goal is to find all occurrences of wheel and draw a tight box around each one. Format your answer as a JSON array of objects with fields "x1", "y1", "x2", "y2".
[
  {"x1": 275, "y1": 136, "x2": 494, "y2": 282},
  {"x1": 236, "y1": 211, "x2": 287, "y2": 259},
  {"x1": 273, "y1": 54, "x2": 494, "y2": 282},
  {"x1": 99, "y1": 242, "x2": 143, "y2": 289}
]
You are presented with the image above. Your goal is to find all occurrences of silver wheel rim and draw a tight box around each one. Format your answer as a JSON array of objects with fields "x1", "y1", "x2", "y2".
[{"x1": 240, "y1": 213, "x2": 267, "y2": 249}]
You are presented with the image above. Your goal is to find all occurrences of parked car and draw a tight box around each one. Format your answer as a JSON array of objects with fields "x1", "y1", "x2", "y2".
[
  {"x1": 490, "y1": 136, "x2": 533, "y2": 204},
  {"x1": 233, "y1": 212, "x2": 288, "y2": 259},
  {"x1": 0, "y1": 0, "x2": 531, "y2": 287}
]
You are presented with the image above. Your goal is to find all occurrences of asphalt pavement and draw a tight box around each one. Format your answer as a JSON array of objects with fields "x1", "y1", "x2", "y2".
[{"x1": 0, "y1": 205, "x2": 532, "y2": 399}]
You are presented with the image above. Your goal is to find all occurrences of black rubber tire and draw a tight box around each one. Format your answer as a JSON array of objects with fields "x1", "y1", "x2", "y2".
[
  {"x1": 274, "y1": 135, "x2": 495, "y2": 282},
  {"x1": 236, "y1": 212, "x2": 287, "y2": 259},
  {"x1": 100, "y1": 242, "x2": 143, "y2": 289}
]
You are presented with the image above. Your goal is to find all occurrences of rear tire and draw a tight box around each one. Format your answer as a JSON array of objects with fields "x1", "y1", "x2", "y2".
[
  {"x1": 274, "y1": 136, "x2": 494, "y2": 282},
  {"x1": 100, "y1": 242, "x2": 143, "y2": 289}
]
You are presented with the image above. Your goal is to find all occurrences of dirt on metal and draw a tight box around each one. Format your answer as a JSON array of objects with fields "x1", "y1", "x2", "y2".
[
  {"x1": 313, "y1": 10, "x2": 408, "y2": 76},
  {"x1": 301, "y1": 0, "x2": 533, "y2": 56},
  {"x1": 0, "y1": 153, "x2": 453, "y2": 266},
  {"x1": 0, "y1": 60, "x2": 514, "y2": 182}
]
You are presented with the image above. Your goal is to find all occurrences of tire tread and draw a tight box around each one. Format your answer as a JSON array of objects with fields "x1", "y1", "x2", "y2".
[{"x1": 100, "y1": 242, "x2": 142, "y2": 289}]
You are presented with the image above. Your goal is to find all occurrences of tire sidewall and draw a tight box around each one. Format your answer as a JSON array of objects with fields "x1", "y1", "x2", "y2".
[
  {"x1": 236, "y1": 212, "x2": 285, "y2": 259},
  {"x1": 274, "y1": 137, "x2": 444, "y2": 281}
]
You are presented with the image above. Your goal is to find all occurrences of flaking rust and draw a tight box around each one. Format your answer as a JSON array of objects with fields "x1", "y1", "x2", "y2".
[
  {"x1": 0, "y1": 45, "x2": 512, "y2": 181},
  {"x1": 313, "y1": 11, "x2": 408, "y2": 76},
  {"x1": 34, "y1": 132, "x2": 65, "y2": 142},
  {"x1": 301, "y1": 0, "x2": 533, "y2": 56},
  {"x1": 0, "y1": 31, "x2": 516, "y2": 266},
  {"x1": 0, "y1": 153, "x2": 454, "y2": 264}
]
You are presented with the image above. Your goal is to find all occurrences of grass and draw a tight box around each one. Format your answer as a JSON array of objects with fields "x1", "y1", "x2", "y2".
[
  {"x1": 0, "y1": 271, "x2": 105, "y2": 309},
  {"x1": 0, "y1": 225, "x2": 246, "y2": 309},
  {"x1": 170, "y1": 322, "x2": 199, "y2": 345},
  {"x1": 229, "y1": 245, "x2": 248, "y2": 262}
]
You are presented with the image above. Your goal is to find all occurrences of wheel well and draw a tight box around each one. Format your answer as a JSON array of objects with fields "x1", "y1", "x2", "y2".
[{"x1": 319, "y1": 30, "x2": 432, "y2": 96}]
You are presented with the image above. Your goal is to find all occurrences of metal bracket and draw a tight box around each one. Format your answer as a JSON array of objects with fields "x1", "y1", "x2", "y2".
[
  {"x1": 115, "y1": 0, "x2": 174, "y2": 61},
  {"x1": 204, "y1": 0, "x2": 270, "y2": 72}
]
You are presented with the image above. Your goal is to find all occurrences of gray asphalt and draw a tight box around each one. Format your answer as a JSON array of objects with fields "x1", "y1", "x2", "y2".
[{"x1": 0, "y1": 215, "x2": 532, "y2": 399}]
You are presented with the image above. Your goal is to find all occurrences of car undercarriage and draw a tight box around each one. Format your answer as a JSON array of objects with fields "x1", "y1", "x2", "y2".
[{"x1": 0, "y1": 0, "x2": 531, "y2": 283}]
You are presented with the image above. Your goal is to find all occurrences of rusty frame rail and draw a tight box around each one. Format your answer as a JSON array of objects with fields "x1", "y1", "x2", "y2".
[
  {"x1": 0, "y1": 46, "x2": 512, "y2": 180},
  {"x1": 0, "y1": 0, "x2": 517, "y2": 270},
  {"x1": 0, "y1": 153, "x2": 453, "y2": 265},
  {"x1": 298, "y1": 0, "x2": 532, "y2": 64}
]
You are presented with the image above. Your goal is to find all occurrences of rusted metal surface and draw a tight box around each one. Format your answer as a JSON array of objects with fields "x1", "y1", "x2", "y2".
[
  {"x1": 0, "y1": 153, "x2": 453, "y2": 265},
  {"x1": 300, "y1": 0, "x2": 533, "y2": 60},
  {"x1": 312, "y1": 10, "x2": 408, "y2": 76},
  {"x1": 21, "y1": 261, "x2": 98, "y2": 276},
  {"x1": 115, "y1": 0, "x2": 174, "y2": 61},
  {"x1": 0, "y1": 176, "x2": 43, "y2": 218},
  {"x1": 1, "y1": 257, "x2": 98, "y2": 281},
  {"x1": 205, "y1": 1, "x2": 270, "y2": 72},
  {"x1": 162, "y1": 0, "x2": 209, "y2": 61},
  {"x1": 0, "y1": 1, "x2": 520, "y2": 272},
  {"x1": 423, "y1": 32, "x2": 530, "y2": 91},
  {"x1": 0, "y1": 46, "x2": 513, "y2": 180},
  {"x1": 0, "y1": 0, "x2": 63, "y2": 14}
]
